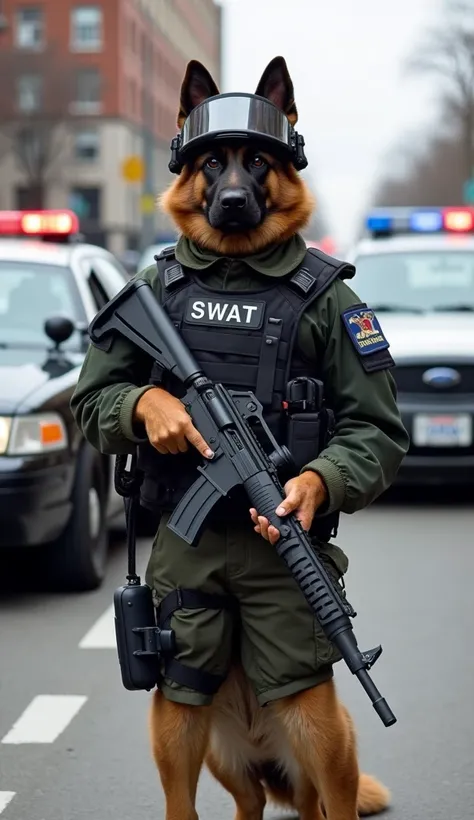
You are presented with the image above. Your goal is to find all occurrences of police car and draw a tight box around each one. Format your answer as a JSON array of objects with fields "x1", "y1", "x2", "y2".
[
  {"x1": 0, "y1": 209, "x2": 129, "y2": 590},
  {"x1": 347, "y1": 206, "x2": 474, "y2": 485}
]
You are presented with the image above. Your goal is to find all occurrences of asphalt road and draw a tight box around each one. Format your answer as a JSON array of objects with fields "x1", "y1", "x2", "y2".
[{"x1": 1, "y1": 488, "x2": 473, "y2": 820}]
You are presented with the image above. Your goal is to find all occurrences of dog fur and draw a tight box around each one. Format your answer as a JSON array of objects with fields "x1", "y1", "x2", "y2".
[{"x1": 150, "y1": 56, "x2": 391, "y2": 820}]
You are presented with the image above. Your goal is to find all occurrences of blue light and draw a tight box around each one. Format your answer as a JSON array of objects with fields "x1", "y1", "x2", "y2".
[
  {"x1": 409, "y1": 210, "x2": 443, "y2": 232},
  {"x1": 366, "y1": 214, "x2": 392, "y2": 232}
]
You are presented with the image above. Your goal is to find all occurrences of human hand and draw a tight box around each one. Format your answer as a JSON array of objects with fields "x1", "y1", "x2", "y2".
[
  {"x1": 249, "y1": 471, "x2": 328, "y2": 545},
  {"x1": 134, "y1": 387, "x2": 214, "y2": 458}
]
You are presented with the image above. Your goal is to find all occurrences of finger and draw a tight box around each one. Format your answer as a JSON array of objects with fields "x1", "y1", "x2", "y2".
[
  {"x1": 268, "y1": 525, "x2": 280, "y2": 545},
  {"x1": 275, "y1": 487, "x2": 302, "y2": 518},
  {"x1": 153, "y1": 442, "x2": 168, "y2": 455},
  {"x1": 254, "y1": 524, "x2": 262, "y2": 534},
  {"x1": 258, "y1": 516, "x2": 271, "y2": 541},
  {"x1": 295, "y1": 499, "x2": 315, "y2": 531},
  {"x1": 164, "y1": 439, "x2": 179, "y2": 455},
  {"x1": 185, "y1": 422, "x2": 214, "y2": 459},
  {"x1": 249, "y1": 508, "x2": 259, "y2": 525},
  {"x1": 176, "y1": 434, "x2": 189, "y2": 454}
]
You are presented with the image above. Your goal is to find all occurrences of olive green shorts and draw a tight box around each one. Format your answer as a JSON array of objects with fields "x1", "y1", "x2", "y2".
[{"x1": 145, "y1": 512, "x2": 349, "y2": 707}]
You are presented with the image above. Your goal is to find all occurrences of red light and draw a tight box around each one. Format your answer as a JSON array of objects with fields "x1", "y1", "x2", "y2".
[
  {"x1": 20, "y1": 210, "x2": 79, "y2": 235},
  {"x1": 0, "y1": 209, "x2": 79, "y2": 237},
  {"x1": 443, "y1": 208, "x2": 474, "y2": 232},
  {"x1": 0, "y1": 211, "x2": 23, "y2": 235}
]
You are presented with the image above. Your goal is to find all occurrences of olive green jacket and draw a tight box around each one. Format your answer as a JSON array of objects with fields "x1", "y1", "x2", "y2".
[{"x1": 71, "y1": 235, "x2": 409, "y2": 516}]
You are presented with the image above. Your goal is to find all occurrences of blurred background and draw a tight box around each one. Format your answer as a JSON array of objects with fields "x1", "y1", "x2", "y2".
[{"x1": 2, "y1": 0, "x2": 470, "y2": 262}]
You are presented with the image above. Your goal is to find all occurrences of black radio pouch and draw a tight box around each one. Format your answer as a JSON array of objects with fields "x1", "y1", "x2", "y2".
[
  {"x1": 285, "y1": 378, "x2": 339, "y2": 542},
  {"x1": 113, "y1": 453, "x2": 174, "y2": 691}
]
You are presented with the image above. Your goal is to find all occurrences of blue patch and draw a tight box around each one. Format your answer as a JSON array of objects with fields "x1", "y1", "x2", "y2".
[{"x1": 342, "y1": 306, "x2": 390, "y2": 357}]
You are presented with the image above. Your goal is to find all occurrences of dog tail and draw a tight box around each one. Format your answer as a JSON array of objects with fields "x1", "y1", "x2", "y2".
[
  {"x1": 260, "y1": 764, "x2": 390, "y2": 816},
  {"x1": 357, "y1": 773, "x2": 391, "y2": 816}
]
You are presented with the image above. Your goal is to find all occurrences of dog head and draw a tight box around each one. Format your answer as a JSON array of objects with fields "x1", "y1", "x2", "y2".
[{"x1": 160, "y1": 57, "x2": 315, "y2": 256}]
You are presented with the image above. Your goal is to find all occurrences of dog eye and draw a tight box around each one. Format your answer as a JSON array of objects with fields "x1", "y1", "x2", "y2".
[
  {"x1": 205, "y1": 157, "x2": 220, "y2": 169},
  {"x1": 251, "y1": 156, "x2": 265, "y2": 168}
]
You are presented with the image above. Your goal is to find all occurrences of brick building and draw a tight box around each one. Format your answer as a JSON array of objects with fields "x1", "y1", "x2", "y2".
[{"x1": 0, "y1": 0, "x2": 222, "y2": 253}]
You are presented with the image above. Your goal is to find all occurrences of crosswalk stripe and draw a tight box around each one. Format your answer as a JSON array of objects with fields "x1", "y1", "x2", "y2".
[
  {"x1": 79, "y1": 603, "x2": 116, "y2": 649},
  {"x1": 1, "y1": 695, "x2": 87, "y2": 745},
  {"x1": 79, "y1": 557, "x2": 148, "y2": 650},
  {"x1": 0, "y1": 793, "x2": 15, "y2": 814}
]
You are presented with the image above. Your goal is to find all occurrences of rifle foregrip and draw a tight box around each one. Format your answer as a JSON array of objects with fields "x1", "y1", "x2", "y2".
[{"x1": 244, "y1": 472, "x2": 349, "y2": 637}]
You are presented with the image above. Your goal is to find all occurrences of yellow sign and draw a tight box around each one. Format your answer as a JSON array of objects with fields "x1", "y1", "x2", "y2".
[
  {"x1": 121, "y1": 155, "x2": 145, "y2": 183},
  {"x1": 140, "y1": 193, "x2": 156, "y2": 214}
]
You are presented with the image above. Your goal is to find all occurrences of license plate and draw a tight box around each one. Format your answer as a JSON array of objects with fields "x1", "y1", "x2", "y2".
[{"x1": 412, "y1": 414, "x2": 472, "y2": 447}]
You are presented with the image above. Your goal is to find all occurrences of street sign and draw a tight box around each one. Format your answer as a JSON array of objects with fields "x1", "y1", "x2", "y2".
[
  {"x1": 121, "y1": 155, "x2": 145, "y2": 184},
  {"x1": 463, "y1": 178, "x2": 474, "y2": 204},
  {"x1": 140, "y1": 193, "x2": 156, "y2": 214}
]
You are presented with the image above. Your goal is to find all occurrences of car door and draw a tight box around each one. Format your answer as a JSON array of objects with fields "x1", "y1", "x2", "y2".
[
  {"x1": 89, "y1": 253, "x2": 130, "y2": 301},
  {"x1": 78, "y1": 254, "x2": 128, "y2": 522}
]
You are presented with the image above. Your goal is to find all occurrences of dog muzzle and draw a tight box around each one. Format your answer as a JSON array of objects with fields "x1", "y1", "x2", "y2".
[{"x1": 168, "y1": 92, "x2": 308, "y2": 174}]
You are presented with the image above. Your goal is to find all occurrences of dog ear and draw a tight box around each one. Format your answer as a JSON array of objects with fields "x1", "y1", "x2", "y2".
[
  {"x1": 254, "y1": 56, "x2": 298, "y2": 126},
  {"x1": 177, "y1": 60, "x2": 220, "y2": 129}
]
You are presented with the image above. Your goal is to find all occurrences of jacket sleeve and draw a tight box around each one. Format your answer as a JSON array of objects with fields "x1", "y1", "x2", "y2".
[
  {"x1": 70, "y1": 267, "x2": 159, "y2": 455},
  {"x1": 298, "y1": 277, "x2": 410, "y2": 515}
]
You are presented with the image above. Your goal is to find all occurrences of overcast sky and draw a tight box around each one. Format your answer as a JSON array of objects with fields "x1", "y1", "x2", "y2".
[{"x1": 218, "y1": 0, "x2": 444, "y2": 250}]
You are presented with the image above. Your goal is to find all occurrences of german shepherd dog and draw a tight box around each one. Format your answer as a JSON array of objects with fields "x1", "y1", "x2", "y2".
[{"x1": 151, "y1": 57, "x2": 391, "y2": 820}]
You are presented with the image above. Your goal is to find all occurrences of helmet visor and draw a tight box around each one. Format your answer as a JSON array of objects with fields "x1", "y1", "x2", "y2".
[{"x1": 180, "y1": 93, "x2": 293, "y2": 158}]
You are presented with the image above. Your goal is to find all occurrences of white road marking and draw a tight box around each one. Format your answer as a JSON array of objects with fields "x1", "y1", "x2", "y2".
[
  {"x1": 79, "y1": 556, "x2": 148, "y2": 650},
  {"x1": 0, "y1": 793, "x2": 15, "y2": 814},
  {"x1": 79, "y1": 603, "x2": 116, "y2": 649},
  {"x1": 1, "y1": 695, "x2": 87, "y2": 745}
]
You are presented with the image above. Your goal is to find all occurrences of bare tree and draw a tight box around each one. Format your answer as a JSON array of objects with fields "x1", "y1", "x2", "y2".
[
  {"x1": 0, "y1": 45, "x2": 78, "y2": 208},
  {"x1": 406, "y1": 0, "x2": 474, "y2": 188}
]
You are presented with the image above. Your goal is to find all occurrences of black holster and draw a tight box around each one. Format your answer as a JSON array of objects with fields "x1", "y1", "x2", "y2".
[{"x1": 113, "y1": 453, "x2": 174, "y2": 691}]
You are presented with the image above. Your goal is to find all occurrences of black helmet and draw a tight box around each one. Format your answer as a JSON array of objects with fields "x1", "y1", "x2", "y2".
[{"x1": 169, "y1": 58, "x2": 308, "y2": 174}]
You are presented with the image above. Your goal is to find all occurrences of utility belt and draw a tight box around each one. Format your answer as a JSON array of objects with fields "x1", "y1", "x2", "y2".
[{"x1": 113, "y1": 376, "x2": 339, "y2": 693}]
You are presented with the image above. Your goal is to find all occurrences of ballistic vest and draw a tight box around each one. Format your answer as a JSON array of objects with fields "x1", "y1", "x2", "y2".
[{"x1": 138, "y1": 246, "x2": 355, "y2": 525}]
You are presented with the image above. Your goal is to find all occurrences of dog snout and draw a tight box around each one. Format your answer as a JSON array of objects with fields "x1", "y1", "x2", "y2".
[{"x1": 220, "y1": 189, "x2": 248, "y2": 210}]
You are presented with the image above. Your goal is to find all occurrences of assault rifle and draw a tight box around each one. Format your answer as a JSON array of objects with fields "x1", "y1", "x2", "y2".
[{"x1": 89, "y1": 278, "x2": 396, "y2": 727}]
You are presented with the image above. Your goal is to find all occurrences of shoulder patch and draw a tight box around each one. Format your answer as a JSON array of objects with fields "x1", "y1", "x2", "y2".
[
  {"x1": 341, "y1": 303, "x2": 394, "y2": 372},
  {"x1": 342, "y1": 304, "x2": 389, "y2": 356}
]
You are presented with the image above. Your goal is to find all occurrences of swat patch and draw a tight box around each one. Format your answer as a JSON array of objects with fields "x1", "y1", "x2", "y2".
[
  {"x1": 342, "y1": 305, "x2": 390, "y2": 356},
  {"x1": 184, "y1": 297, "x2": 265, "y2": 329}
]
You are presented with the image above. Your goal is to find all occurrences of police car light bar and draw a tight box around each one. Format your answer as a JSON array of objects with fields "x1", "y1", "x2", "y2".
[
  {"x1": 366, "y1": 207, "x2": 474, "y2": 236},
  {"x1": 0, "y1": 209, "x2": 79, "y2": 237}
]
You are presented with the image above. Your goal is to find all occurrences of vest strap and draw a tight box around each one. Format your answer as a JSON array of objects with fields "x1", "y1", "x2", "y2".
[
  {"x1": 255, "y1": 316, "x2": 282, "y2": 405},
  {"x1": 163, "y1": 263, "x2": 186, "y2": 290}
]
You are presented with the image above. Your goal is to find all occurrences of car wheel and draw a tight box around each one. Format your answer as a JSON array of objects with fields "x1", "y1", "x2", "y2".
[{"x1": 46, "y1": 444, "x2": 108, "y2": 592}]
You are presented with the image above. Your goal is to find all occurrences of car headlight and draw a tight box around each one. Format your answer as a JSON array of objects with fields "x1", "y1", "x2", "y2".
[
  {"x1": 0, "y1": 417, "x2": 11, "y2": 455},
  {"x1": 4, "y1": 413, "x2": 68, "y2": 456}
]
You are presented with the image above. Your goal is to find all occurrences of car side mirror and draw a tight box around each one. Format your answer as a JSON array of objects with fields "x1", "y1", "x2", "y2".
[{"x1": 44, "y1": 316, "x2": 75, "y2": 348}]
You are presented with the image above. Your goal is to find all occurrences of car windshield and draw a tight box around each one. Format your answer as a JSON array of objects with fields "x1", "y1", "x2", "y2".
[
  {"x1": 0, "y1": 261, "x2": 84, "y2": 349},
  {"x1": 353, "y1": 251, "x2": 474, "y2": 312}
]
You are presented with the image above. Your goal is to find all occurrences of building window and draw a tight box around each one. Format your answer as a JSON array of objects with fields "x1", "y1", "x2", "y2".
[
  {"x1": 74, "y1": 129, "x2": 100, "y2": 160},
  {"x1": 70, "y1": 6, "x2": 103, "y2": 51},
  {"x1": 69, "y1": 187, "x2": 101, "y2": 221},
  {"x1": 15, "y1": 8, "x2": 43, "y2": 49},
  {"x1": 71, "y1": 68, "x2": 102, "y2": 114},
  {"x1": 17, "y1": 74, "x2": 42, "y2": 113}
]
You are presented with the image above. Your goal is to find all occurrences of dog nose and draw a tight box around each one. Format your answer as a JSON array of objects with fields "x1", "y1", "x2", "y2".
[{"x1": 220, "y1": 190, "x2": 247, "y2": 210}]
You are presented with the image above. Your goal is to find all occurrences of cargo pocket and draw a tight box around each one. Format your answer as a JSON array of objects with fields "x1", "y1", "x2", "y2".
[
  {"x1": 311, "y1": 538, "x2": 349, "y2": 668},
  {"x1": 144, "y1": 513, "x2": 171, "y2": 606}
]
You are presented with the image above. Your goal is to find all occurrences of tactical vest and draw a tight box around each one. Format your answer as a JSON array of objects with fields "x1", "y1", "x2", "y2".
[{"x1": 138, "y1": 246, "x2": 355, "y2": 530}]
